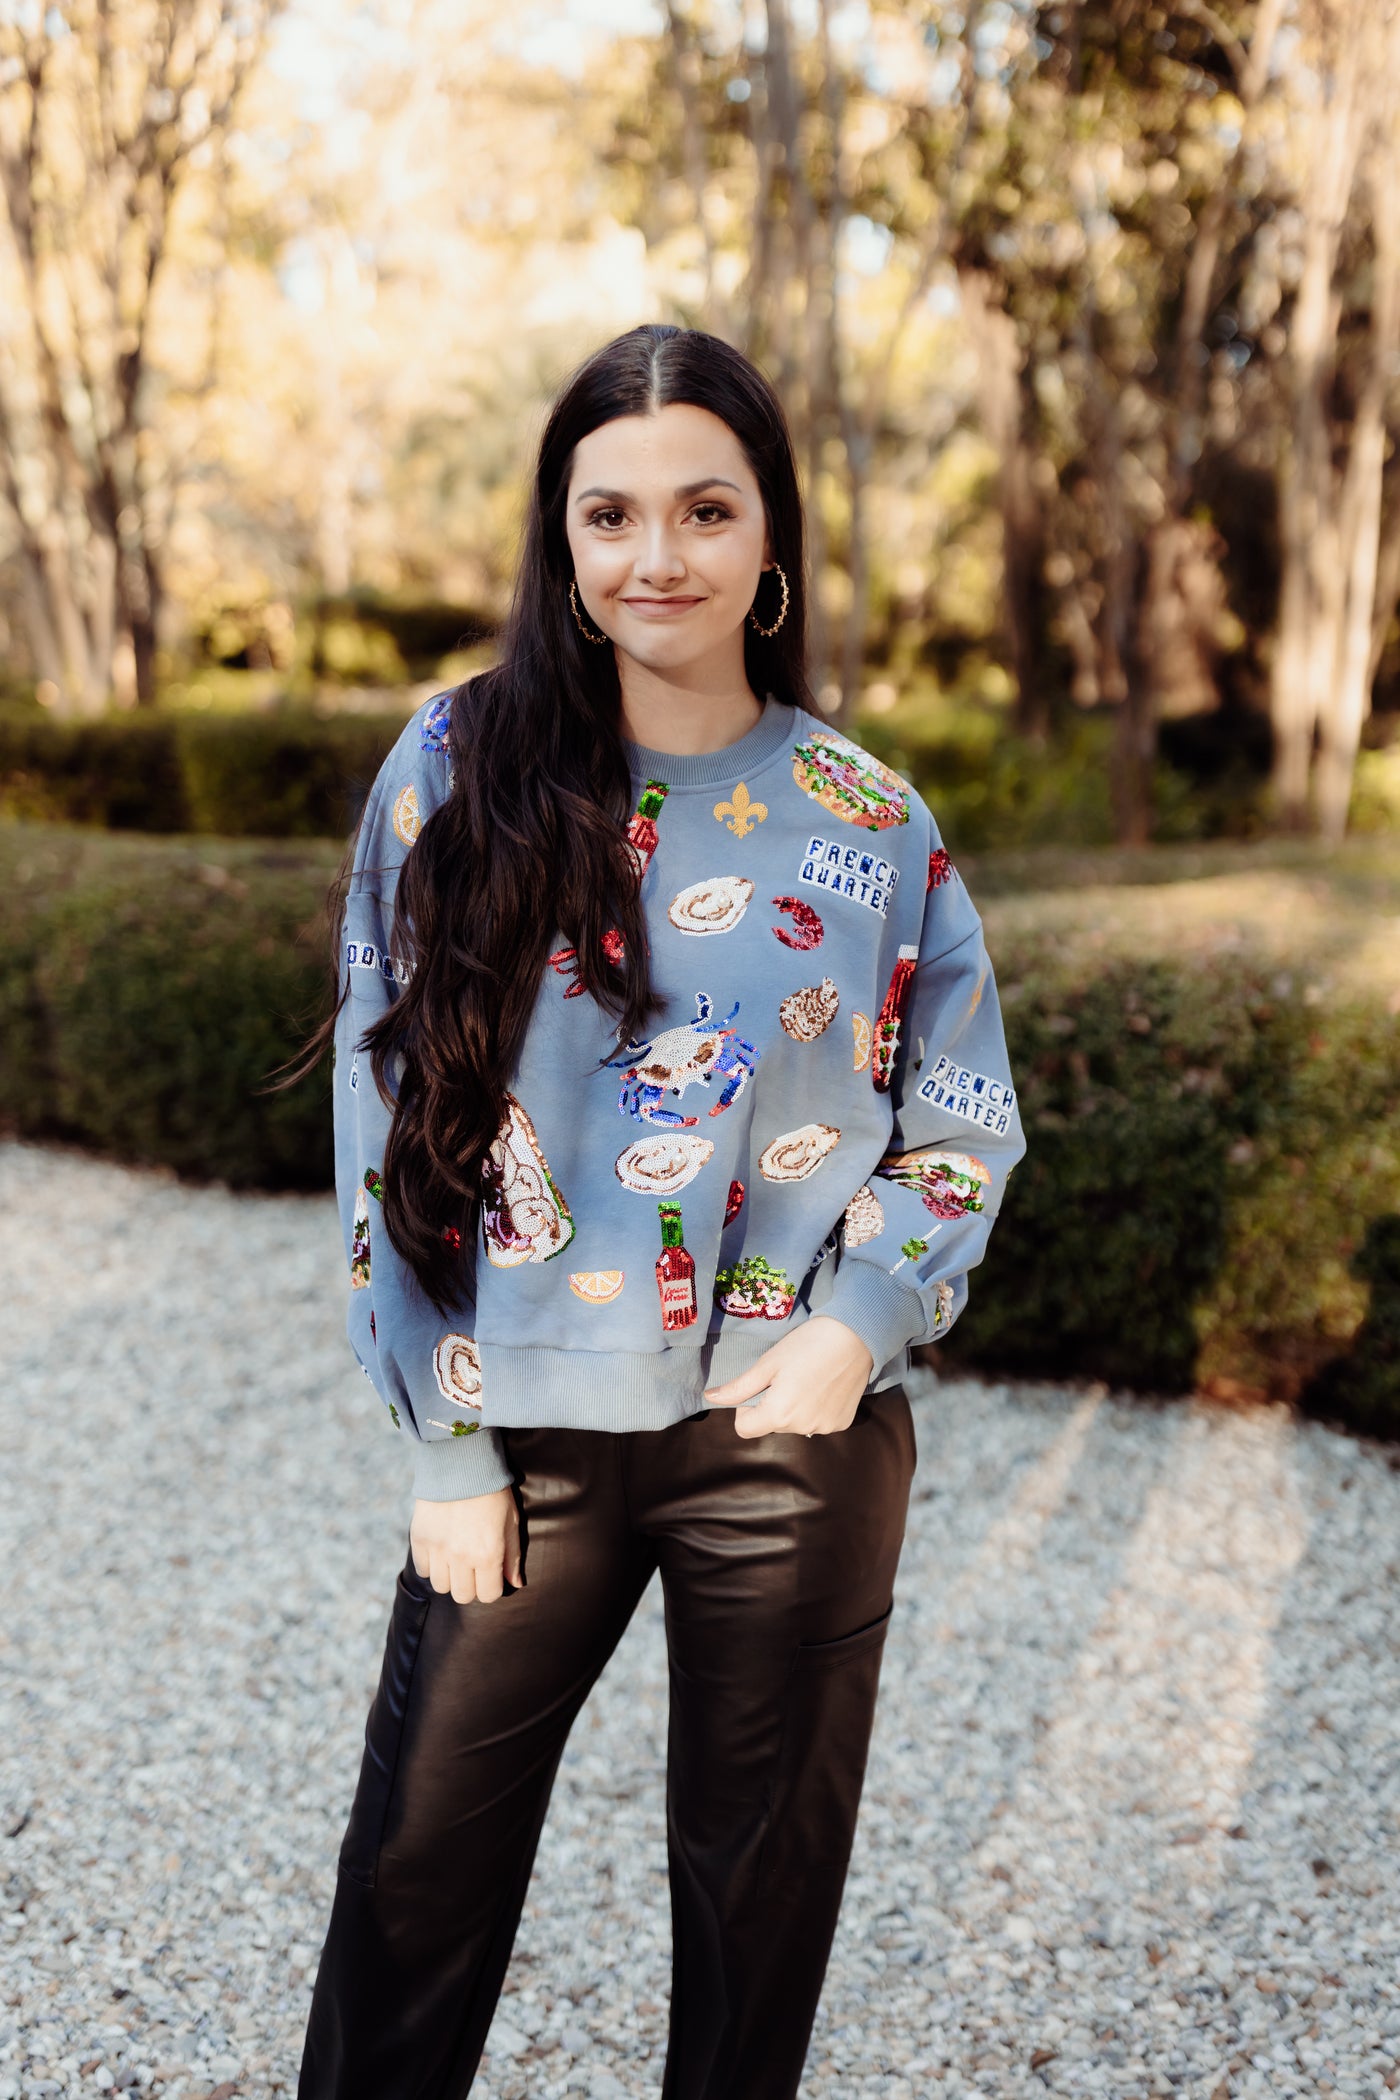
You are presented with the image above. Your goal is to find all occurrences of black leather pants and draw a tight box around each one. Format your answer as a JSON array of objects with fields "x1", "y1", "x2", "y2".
[{"x1": 298, "y1": 1384, "x2": 917, "y2": 2100}]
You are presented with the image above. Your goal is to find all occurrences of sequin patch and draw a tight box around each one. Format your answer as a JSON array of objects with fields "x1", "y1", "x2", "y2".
[
  {"x1": 393, "y1": 783, "x2": 422, "y2": 844},
  {"x1": 433, "y1": 1333, "x2": 483, "y2": 1409}
]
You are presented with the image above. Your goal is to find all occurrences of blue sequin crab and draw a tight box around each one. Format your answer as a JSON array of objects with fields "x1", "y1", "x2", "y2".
[{"x1": 608, "y1": 994, "x2": 759, "y2": 1127}]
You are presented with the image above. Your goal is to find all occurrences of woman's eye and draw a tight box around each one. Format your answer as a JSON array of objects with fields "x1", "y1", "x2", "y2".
[
  {"x1": 589, "y1": 507, "x2": 627, "y2": 530},
  {"x1": 692, "y1": 503, "x2": 732, "y2": 524}
]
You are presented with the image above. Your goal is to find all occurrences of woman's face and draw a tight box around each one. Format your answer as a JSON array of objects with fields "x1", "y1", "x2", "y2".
[{"x1": 563, "y1": 401, "x2": 774, "y2": 677}]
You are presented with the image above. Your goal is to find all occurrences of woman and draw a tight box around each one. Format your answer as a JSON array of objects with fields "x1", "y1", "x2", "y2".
[{"x1": 297, "y1": 322, "x2": 1026, "y2": 2100}]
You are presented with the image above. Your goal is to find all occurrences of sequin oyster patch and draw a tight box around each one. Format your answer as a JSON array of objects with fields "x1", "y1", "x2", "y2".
[
  {"x1": 614, "y1": 1131, "x2": 715, "y2": 1194},
  {"x1": 667, "y1": 875, "x2": 754, "y2": 935},
  {"x1": 779, "y1": 977, "x2": 839, "y2": 1042},
  {"x1": 433, "y1": 1333, "x2": 482, "y2": 1409},
  {"x1": 842, "y1": 1183, "x2": 885, "y2": 1247},
  {"x1": 759, "y1": 1122, "x2": 841, "y2": 1182}
]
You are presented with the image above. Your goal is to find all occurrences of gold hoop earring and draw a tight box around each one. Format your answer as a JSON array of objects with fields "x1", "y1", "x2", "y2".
[
  {"x1": 748, "y1": 562, "x2": 790, "y2": 637},
  {"x1": 569, "y1": 578, "x2": 609, "y2": 645}
]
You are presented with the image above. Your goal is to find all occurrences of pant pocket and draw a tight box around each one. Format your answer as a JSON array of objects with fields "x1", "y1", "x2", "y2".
[
  {"x1": 337, "y1": 1559, "x2": 434, "y2": 1890},
  {"x1": 754, "y1": 1599, "x2": 895, "y2": 1897}
]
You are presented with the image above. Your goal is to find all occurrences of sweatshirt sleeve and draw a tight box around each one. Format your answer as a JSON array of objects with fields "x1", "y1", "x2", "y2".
[
  {"x1": 817, "y1": 809, "x2": 1027, "y2": 1371},
  {"x1": 333, "y1": 705, "x2": 514, "y2": 1502}
]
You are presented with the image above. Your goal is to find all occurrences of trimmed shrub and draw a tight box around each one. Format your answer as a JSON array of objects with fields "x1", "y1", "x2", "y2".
[
  {"x1": 1, "y1": 821, "x2": 1396, "y2": 1434},
  {"x1": 934, "y1": 952, "x2": 1400, "y2": 1431},
  {"x1": 0, "y1": 824, "x2": 343, "y2": 1189},
  {"x1": 0, "y1": 704, "x2": 410, "y2": 836}
]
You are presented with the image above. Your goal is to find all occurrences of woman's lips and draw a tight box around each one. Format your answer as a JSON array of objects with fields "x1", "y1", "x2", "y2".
[{"x1": 621, "y1": 597, "x2": 705, "y2": 616}]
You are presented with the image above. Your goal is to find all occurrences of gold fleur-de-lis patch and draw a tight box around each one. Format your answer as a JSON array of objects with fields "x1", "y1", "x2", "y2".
[{"x1": 714, "y1": 781, "x2": 768, "y2": 838}]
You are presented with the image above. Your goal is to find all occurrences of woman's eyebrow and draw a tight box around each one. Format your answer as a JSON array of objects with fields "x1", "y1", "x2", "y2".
[{"x1": 573, "y1": 477, "x2": 744, "y2": 503}]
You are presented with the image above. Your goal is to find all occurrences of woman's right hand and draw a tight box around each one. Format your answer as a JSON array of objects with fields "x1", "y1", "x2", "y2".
[{"x1": 410, "y1": 1486, "x2": 523, "y2": 1603}]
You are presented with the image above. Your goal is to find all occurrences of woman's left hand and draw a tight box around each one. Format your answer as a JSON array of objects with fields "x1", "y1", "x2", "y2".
[{"x1": 703, "y1": 1316, "x2": 875, "y2": 1438}]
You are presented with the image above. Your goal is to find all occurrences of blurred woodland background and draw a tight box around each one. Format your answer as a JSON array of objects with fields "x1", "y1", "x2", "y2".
[{"x1": 1, "y1": 0, "x2": 1398, "y2": 1429}]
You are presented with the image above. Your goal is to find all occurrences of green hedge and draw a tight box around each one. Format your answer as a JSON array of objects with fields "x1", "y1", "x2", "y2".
[
  {"x1": 0, "y1": 703, "x2": 410, "y2": 836},
  {"x1": 0, "y1": 823, "x2": 341, "y2": 1189},
  {"x1": 1, "y1": 821, "x2": 1396, "y2": 1434}
]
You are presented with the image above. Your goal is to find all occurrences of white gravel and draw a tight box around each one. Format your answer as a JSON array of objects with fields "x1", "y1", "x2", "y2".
[{"x1": 1, "y1": 1138, "x2": 1398, "y2": 2100}]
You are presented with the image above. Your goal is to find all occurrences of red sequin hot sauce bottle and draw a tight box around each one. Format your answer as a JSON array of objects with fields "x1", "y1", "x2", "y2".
[
  {"x1": 628, "y1": 780, "x2": 669, "y2": 877},
  {"x1": 656, "y1": 1201, "x2": 698, "y2": 1330},
  {"x1": 871, "y1": 943, "x2": 920, "y2": 1093}
]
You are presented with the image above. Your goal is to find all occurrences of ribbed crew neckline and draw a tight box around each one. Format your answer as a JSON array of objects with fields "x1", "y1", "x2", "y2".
[{"x1": 622, "y1": 695, "x2": 799, "y2": 789}]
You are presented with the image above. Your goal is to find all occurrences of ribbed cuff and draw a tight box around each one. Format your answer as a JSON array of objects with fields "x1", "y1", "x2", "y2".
[
  {"x1": 817, "y1": 1260, "x2": 929, "y2": 1372},
  {"x1": 411, "y1": 1425, "x2": 513, "y2": 1501}
]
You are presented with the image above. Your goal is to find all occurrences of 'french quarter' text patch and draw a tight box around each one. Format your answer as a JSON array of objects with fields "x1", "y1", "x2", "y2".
[
  {"x1": 916, "y1": 1054, "x2": 1017, "y2": 1135},
  {"x1": 797, "y1": 834, "x2": 900, "y2": 917},
  {"x1": 346, "y1": 939, "x2": 412, "y2": 986}
]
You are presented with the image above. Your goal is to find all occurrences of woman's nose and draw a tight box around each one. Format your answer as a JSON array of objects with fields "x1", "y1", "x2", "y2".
[{"x1": 635, "y1": 526, "x2": 687, "y2": 583}]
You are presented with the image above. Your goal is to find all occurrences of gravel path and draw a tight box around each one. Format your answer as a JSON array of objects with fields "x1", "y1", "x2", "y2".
[{"x1": 1, "y1": 1139, "x2": 1397, "y2": 2100}]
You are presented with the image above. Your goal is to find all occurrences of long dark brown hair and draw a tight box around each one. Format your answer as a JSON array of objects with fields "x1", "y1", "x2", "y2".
[{"x1": 292, "y1": 323, "x2": 814, "y2": 1310}]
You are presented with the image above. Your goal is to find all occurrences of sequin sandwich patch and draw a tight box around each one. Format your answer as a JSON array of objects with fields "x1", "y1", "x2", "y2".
[
  {"x1": 796, "y1": 835, "x2": 900, "y2": 917},
  {"x1": 791, "y1": 732, "x2": 910, "y2": 830}
]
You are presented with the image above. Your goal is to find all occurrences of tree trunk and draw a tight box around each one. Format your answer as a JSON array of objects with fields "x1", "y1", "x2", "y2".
[
  {"x1": 960, "y1": 268, "x2": 1049, "y2": 741},
  {"x1": 1316, "y1": 160, "x2": 1400, "y2": 839},
  {"x1": 1269, "y1": 8, "x2": 1364, "y2": 828}
]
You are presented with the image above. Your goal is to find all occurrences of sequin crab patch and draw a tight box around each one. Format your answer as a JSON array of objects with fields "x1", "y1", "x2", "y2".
[
  {"x1": 759, "y1": 1122, "x2": 841, "y2": 1182},
  {"x1": 481, "y1": 1095, "x2": 575, "y2": 1267},
  {"x1": 350, "y1": 1183, "x2": 371, "y2": 1289},
  {"x1": 791, "y1": 730, "x2": 910, "y2": 831},
  {"x1": 713, "y1": 1254, "x2": 797, "y2": 1320},
  {"x1": 796, "y1": 835, "x2": 900, "y2": 918},
  {"x1": 607, "y1": 994, "x2": 759, "y2": 1127},
  {"x1": 393, "y1": 783, "x2": 422, "y2": 845},
  {"x1": 419, "y1": 691, "x2": 453, "y2": 752},
  {"x1": 842, "y1": 1183, "x2": 885, "y2": 1247},
  {"x1": 667, "y1": 876, "x2": 754, "y2": 935},
  {"x1": 433, "y1": 1333, "x2": 483, "y2": 1409},
  {"x1": 916, "y1": 1055, "x2": 1017, "y2": 1136},
  {"x1": 779, "y1": 977, "x2": 839, "y2": 1042},
  {"x1": 876, "y1": 1147, "x2": 991, "y2": 1220},
  {"x1": 927, "y1": 847, "x2": 956, "y2": 890}
]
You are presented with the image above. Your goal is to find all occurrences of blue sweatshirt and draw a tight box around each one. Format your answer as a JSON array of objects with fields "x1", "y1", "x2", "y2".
[{"x1": 334, "y1": 690, "x2": 1027, "y2": 1500}]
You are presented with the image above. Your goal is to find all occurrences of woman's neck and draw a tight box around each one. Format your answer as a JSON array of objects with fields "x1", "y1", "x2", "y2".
[{"x1": 617, "y1": 663, "x2": 764, "y2": 757}]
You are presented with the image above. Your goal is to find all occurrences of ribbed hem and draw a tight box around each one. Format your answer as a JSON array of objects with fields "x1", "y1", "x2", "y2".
[
  {"x1": 815, "y1": 1259, "x2": 929, "y2": 1372},
  {"x1": 474, "y1": 1313, "x2": 907, "y2": 1430},
  {"x1": 623, "y1": 698, "x2": 799, "y2": 788},
  {"x1": 411, "y1": 1424, "x2": 513, "y2": 1501}
]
